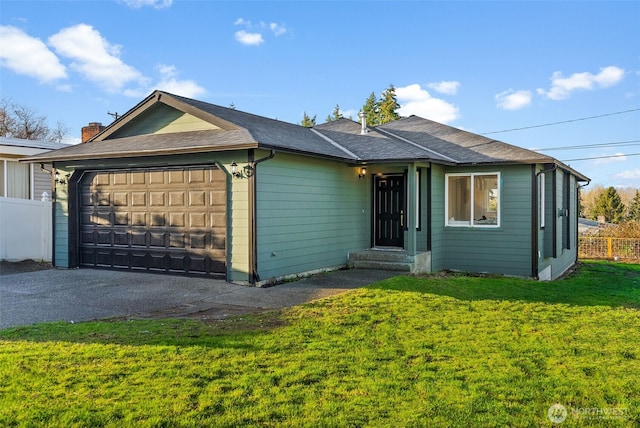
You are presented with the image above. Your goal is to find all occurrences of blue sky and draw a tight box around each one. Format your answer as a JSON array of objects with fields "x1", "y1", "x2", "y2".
[{"x1": 1, "y1": 0, "x2": 638, "y2": 187}]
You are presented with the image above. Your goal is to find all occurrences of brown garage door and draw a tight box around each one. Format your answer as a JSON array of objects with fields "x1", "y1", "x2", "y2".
[{"x1": 79, "y1": 167, "x2": 226, "y2": 277}]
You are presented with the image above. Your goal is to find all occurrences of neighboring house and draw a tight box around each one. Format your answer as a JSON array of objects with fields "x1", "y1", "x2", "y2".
[
  {"x1": 578, "y1": 217, "x2": 616, "y2": 235},
  {"x1": 0, "y1": 137, "x2": 67, "y2": 199},
  {"x1": 1, "y1": 137, "x2": 68, "y2": 262},
  {"x1": 26, "y1": 91, "x2": 589, "y2": 284}
]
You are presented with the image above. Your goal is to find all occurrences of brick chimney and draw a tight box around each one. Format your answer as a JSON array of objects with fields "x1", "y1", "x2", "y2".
[{"x1": 81, "y1": 122, "x2": 105, "y2": 143}]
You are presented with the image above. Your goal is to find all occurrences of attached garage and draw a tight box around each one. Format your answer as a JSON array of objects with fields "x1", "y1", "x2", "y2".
[{"x1": 77, "y1": 166, "x2": 226, "y2": 277}]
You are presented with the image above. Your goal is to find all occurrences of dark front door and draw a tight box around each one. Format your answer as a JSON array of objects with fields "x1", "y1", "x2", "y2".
[{"x1": 374, "y1": 175, "x2": 404, "y2": 247}]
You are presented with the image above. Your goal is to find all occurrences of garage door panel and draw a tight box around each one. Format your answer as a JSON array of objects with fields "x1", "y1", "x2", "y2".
[
  {"x1": 79, "y1": 167, "x2": 226, "y2": 277},
  {"x1": 114, "y1": 230, "x2": 128, "y2": 246},
  {"x1": 131, "y1": 231, "x2": 146, "y2": 246},
  {"x1": 149, "y1": 192, "x2": 165, "y2": 206}
]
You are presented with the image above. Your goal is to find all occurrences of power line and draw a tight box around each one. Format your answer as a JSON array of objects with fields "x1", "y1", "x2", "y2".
[
  {"x1": 482, "y1": 108, "x2": 640, "y2": 135},
  {"x1": 561, "y1": 152, "x2": 640, "y2": 162},
  {"x1": 535, "y1": 140, "x2": 640, "y2": 151}
]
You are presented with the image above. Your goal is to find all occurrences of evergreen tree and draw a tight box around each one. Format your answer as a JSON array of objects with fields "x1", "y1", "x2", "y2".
[
  {"x1": 325, "y1": 104, "x2": 343, "y2": 122},
  {"x1": 300, "y1": 111, "x2": 316, "y2": 127},
  {"x1": 592, "y1": 186, "x2": 626, "y2": 224},
  {"x1": 627, "y1": 190, "x2": 640, "y2": 221},
  {"x1": 377, "y1": 84, "x2": 401, "y2": 124},
  {"x1": 361, "y1": 92, "x2": 379, "y2": 127}
]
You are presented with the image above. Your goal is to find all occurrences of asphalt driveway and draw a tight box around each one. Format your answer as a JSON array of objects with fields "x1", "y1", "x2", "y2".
[{"x1": 0, "y1": 264, "x2": 398, "y2": 329}]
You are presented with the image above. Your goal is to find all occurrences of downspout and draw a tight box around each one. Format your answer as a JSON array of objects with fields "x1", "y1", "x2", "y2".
[
  {"x1": 533, "y1": 164, "x2": 558, "y2": 279},
  {"x1": 248, "y1": 149, "x2": 276, "y2": 286},
  {"x1": 426, "y1": 163, "x2": 432, "y2": 252},
  {"x1": 41, "y1": 164, "x2": 56, "y2": 266},
  {"x1": 531, "y1": 165, "x2": 538, "y2": 278}
]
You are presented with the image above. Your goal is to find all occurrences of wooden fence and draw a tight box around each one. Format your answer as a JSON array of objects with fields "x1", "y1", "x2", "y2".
[{"x1": 578, "y1": 237, "x2": 640, "y2": 260}]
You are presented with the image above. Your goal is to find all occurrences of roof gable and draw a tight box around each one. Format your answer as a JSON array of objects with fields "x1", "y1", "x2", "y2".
[{"x1": 108, "y1": 103, "x2": 220, "y2": 138}]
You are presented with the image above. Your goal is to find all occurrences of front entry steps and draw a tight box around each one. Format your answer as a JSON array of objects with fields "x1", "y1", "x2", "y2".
[{"x1": 348, "y1": 248, "x2": 431, "y2": 274}]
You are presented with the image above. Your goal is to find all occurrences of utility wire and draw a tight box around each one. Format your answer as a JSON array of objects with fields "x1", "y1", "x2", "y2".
[
  {"x1": 561, "y1": 152, "x2": 640, "y2": 162},
  {"x1": 482, "y1": 108, "x2": 640, "y2": 135},
  {"x1": 534, "y1": 140, "x2": 640, "y2": 151}
]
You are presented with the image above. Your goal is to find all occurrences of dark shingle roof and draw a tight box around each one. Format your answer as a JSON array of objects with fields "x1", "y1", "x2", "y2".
[
  {"x1": 25, "y1": 129, "x2": 256, "y2": 162},
  {"x1": 377, "y1": 116, "x2": 555, "y2": 165},
  {"x1": 313, "y1": 119, "x2": 455, "y2": 163},
  {"x1": 167, "y1": 94, "x2": 353, "y2": 160},
  {"x1": 24, "y1": 91, "x2": 589, "y2": 181}
]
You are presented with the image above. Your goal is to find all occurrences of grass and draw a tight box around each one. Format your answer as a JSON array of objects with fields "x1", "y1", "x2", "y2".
[{"x1": 0, "y1": 261, "x2": 639, "y2": 427}]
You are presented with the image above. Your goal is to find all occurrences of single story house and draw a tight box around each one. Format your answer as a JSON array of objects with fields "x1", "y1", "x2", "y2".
[
  {"x1": 1, "y1": 136, "x2": 67, "y2": 200},
  {"x1": 26, "y1": 90, "x2": 589, "y2": 285},
  {"x1": 1, "y1": 137, "x2": 67, "y2": 262}
]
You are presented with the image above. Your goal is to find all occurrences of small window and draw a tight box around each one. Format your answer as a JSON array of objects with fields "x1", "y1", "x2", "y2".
[
  {"x1": 446, "y1": 173, "x2": 500, "y2": 227},
  {"x1": 0, "y1": 160, "x2": 31, "y2": 199}
]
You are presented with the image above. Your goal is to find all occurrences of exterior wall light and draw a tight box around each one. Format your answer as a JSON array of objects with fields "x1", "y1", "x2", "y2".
[
  {"x1": 230, "y1": 162, "x2": 254, "y2": 179},
  {"x1": 359, "y1": 167, "x2": 367, "y2": 178},
  {"x1": 54, "y1": 171, "x2": 67, "y2": 185}
]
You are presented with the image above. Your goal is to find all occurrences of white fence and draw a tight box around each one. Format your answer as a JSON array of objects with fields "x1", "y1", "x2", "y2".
[{"x1": 0, "y1": 195, "x2": 52, "y2": 262}]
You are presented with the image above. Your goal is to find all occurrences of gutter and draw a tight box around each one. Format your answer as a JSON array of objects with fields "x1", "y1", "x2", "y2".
[{"x1": 248, "y1": 149, "x2": 276, "y2": 286}]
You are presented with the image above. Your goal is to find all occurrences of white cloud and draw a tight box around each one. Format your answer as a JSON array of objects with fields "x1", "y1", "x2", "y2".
[
  {"x1": 495, "y1": 89, "x2": 532, "y2": 110},
  {"x1": 48, "y1": 24, "x2": 148, "y2": 93},
  {"x1": 427, "y1": 81, "x2": 460, "y2": 95},
  {"x1": 118, "y1": 0, "x2": 172, "y2": 9},
  {"x1": 614, "y1": 168, "x2": 640, "y2": 179},
  {"x1": 0, "y1": 25, "x2": 67, "y2": 83},
  {"x1": 396, "y1": 83, "x2": 460, "y2": 124},
  {"x1": 537, "y1": 66, "x2": 625, "y2": 100},
  {"x1": 593, "y1": 152, "x2": 627, "y2": 165},
  {"x1": 154, "y1": 64, "x2": 206, "y2": 98},
  {"x1": 269, "y1": 22, "x2": 287, "y2": 36},
  {"x1": 233, "y1": 18, "x2": 287, "y2": 45},
  {"x1": 235, "y1": 30, "x2": 264, "y2": 46}
]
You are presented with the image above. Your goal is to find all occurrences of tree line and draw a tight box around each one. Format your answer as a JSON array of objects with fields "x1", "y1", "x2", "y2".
[
  {"x1": 580, "y1": 185, "x2": 640, "y2": 224},
  {"x1": 300, "y1": 85, "x2": 401, "y2": 127},
  {"x1": 1, "y1": 98, "x2": 69, "y2": 143}
]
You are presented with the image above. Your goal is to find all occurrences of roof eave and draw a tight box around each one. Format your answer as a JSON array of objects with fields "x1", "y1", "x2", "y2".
[{"x1": 22, "y1": 143, "x2": 259, "y2": 164}]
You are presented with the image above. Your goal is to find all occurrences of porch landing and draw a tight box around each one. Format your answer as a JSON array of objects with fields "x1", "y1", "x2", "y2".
[{"x1": 348, "y1": 248, "x2": 431, "y2": 274}]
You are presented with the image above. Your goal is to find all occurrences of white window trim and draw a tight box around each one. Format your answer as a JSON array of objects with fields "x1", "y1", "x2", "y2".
[
  {"x1": 0, "y1": 158, "x2": 33, "y2": 199},
  {"x1": 445, "y1": 172, "x2": 501, "y2": 228}
]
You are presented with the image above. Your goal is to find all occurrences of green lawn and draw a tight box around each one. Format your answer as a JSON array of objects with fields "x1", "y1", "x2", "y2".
[{"x1": 1, "y1": 261, "x2": 639, "y2": 427}]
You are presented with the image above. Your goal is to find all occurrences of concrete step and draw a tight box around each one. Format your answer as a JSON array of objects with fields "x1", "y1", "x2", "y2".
[
  {"x1": 352, "y1": 260, "x2": 412, "y2": 272},
  {"x1": 348, "y1": 249, "x2": 409, "y2": 263}
]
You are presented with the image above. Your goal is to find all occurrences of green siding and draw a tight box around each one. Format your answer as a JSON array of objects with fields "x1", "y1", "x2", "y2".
[
  {"x1": 256, "y1": 153, "x2": 370, "y2": 281},
  {"x1": 537, "y1": 169, "x2": 579, "y2": 279},
  {"x1": 430, "y1": 164, "x2": 446, "y2": 271},
  {"x1": 110, "y1": 104, "x2": 218, "y2": 138},
  {"x1": 439, "y1": 165, "x2": 533, "y2": 277},
  {"x1": 53, "y1": 168, "x2": 70, "y2": 267}
]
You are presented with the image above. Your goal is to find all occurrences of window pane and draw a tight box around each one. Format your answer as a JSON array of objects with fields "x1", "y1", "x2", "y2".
[
  {"x1": 473, "y1": 174, "x2": 499, "y2": 225},
  {"x1": 448, "y1": 175, "x2": 470, "y2": 225},
  {"x1": 7, "y1": 161, "x2": 30, "y2": 199}
]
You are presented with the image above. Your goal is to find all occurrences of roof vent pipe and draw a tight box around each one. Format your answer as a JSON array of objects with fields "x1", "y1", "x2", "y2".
[{"x1": 359, "y1": 111, "x2": 368, "y2": 135}]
